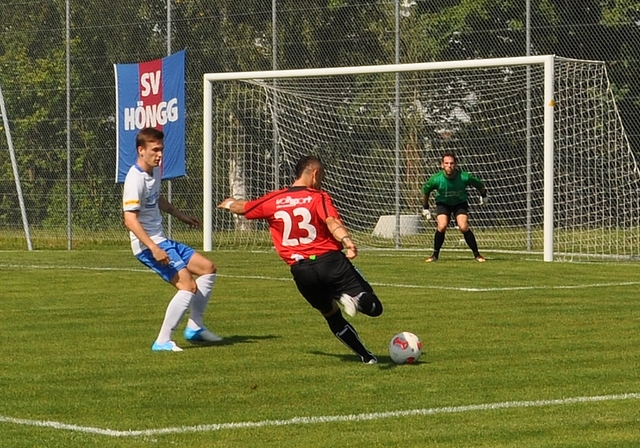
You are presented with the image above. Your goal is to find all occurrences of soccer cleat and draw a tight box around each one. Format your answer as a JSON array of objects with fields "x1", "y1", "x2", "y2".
[
  {"x1": 184, "y1": 327, "x2": 223, "y2": 343},
  {"x1": 151, "y1": 340, "x2": 183, "y2": 352},
  {"x1": 362, "y1": 355, "x2": 378, "y2": 365},
  {"x1": 339, "y1": 293, "x2": 359, "y2": 317},
  {"x1": 475, "y1": 254, "x2": 486, "y2": 263},
  {"x1": 425, "y1": 255, "x2": 438, "y2": 263}
]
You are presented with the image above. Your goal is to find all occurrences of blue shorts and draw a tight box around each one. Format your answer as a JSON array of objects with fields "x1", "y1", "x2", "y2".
[{"x1": 136, "y1": 239, "x2": 196, "y2": 283}]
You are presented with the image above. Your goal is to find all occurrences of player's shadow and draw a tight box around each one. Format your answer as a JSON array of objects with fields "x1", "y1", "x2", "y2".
[
  {"x1": 182, "y1": 334, "x2": 279, "y2": 349},
  {"x1": 309, "y1": 350, "x2": 425, "y2": 369}
]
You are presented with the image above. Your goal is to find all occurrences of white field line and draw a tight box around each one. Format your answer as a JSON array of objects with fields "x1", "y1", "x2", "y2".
[
  {"x1": 1, "y1": 263, "x2": 640, "y2": 292},
  {"x1": 0, "y1": 393, "x2": 638, "y2": 437},
  {"x1": 369, "y1": 280, "x2": 640, "y2": 292}
]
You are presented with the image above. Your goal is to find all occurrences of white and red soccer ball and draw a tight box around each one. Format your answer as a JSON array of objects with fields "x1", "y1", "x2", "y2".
[{"x1": 389, "y1": 331, "x2": 423, "y2": 364}]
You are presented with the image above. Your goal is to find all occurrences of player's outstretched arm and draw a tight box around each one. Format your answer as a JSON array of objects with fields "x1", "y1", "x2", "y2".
[
  {"x1": 217, "y1": 198, "x2": 248, "y2": 215},
  {"x1": 159, "y1": 197, "x2": 202, "y2": 228},
  {"x1": 326, "y1": 216, "x2": 357, "y2": 259}
]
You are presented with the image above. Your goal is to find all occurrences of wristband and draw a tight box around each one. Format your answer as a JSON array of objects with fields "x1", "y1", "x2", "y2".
[{"x1": 332, "y1": 225, "x2": 346, "y2": 236}]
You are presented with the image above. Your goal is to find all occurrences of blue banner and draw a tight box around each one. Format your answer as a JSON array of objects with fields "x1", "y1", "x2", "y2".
[{"x1": 114, "y1": 50, "x2": 186, "y2": 182}]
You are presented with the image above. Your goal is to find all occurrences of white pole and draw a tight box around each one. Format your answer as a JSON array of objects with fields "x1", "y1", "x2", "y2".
[
  {"x1": 166, "y1": 0, "x2": 173, "y2": 238},
  {"x1": 0, "y1": 83, "x2": 33, "y2": 250},
  {"x1": 525, "y1": 0, "x2": 532, "y2": 251},
  {"x1": 543, "y1": 55, "x2": 555, "y2": 262},
  {"x1": 394, "y1": 0, "x2": 401, "y2": 249},
  {"x1": 204, "y1": 56, "x2": 554, "y2": 82},
  {"x1": 272, "y1": 0, "x2": 280, "y2": 188},
  {"x1": 203, "y1": 79, "x2": 213, "y2": 251},
  {"x1": 66, "y1": 0, "x2": 71, "y2": 250}
]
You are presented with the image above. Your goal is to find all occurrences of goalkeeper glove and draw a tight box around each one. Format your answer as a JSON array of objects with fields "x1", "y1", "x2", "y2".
[
  {"x1": 480, "y1": 195, "x2": 488, "y2": 206},
  {"x1": 422, "y1": 208, "x2": 432, "y2": 220}
]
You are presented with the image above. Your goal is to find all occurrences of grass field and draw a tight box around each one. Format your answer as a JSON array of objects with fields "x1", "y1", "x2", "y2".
[{"x1": 1, "y1": 248, "x2": 639, "y2": 447}]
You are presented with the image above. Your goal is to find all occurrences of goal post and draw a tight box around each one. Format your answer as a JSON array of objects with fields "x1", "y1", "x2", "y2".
[
  {"x1": 203, "y1": 55, "x2": 640, "y2": 261},
  {"x1": 0, "y1": 81, "x2": 33, "y2": 251}
]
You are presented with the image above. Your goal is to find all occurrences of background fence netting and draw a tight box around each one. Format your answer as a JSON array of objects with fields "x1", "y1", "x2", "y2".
[
  {"x1": 206, "y1": 59, "x2": 640, "y2": 260},
  {"x1": 1, "y1": 1, "x2": 640, "y2": 259}
]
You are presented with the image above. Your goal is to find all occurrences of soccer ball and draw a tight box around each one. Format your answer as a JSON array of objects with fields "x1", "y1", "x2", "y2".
[{"x1": 389, "y1": 331, "x2": 423, "y2": 364}]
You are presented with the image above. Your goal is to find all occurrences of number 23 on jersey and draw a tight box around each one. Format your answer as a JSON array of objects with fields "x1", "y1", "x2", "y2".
[{"x1": 274, "y1": 207, "x2": 317, "y2": 246}]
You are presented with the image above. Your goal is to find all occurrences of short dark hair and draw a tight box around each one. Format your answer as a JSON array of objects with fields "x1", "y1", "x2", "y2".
[
  {"x1": 295, "y1": 155, "x2": 323, "y2": 178},
  {"x1": 441, "y1": 152, "x2": 457, "y2": 163},
  {"x1": 136, "y1": 127, "x2": 164, "y2": 148}
]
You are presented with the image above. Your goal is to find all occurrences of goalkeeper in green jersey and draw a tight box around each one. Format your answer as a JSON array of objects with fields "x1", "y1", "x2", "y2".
[{"x1": 421, "y1": 152, "x2": 488, "y2": 263}]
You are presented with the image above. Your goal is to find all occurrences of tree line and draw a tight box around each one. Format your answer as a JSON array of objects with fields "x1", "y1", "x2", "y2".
[{"x1": 0, "y1": 0, "x2": 639, "y2": 243}]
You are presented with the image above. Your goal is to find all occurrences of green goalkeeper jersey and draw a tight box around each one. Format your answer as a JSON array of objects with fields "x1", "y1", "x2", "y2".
[{"x1": 421, "y1": 169, "x2": 485, "y2": 206}]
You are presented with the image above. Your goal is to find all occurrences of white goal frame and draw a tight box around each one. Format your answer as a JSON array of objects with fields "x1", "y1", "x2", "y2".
[{"x1": 203, "y1": 55, "x2": 558, "y2": 259}]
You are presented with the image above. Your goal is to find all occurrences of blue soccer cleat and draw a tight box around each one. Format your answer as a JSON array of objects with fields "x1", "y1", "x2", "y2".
[
  {"x1": 184, "y1": 327, "x2": 223, "y2": 343},
  {"x1": 151, "y1": 340, "x2": 183, "y2": 352}
]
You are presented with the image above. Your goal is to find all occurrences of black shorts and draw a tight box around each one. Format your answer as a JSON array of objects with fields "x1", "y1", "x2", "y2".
[
  {"x1": 435, "y1": 201, "x2": 469, "y2": 218},
  {"x1": 289, "y1": 250, "x2": 374, "y2": 315}
]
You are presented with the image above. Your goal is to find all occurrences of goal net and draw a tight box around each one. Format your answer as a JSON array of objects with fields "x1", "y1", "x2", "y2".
[{"x1": 203, "y1": 56, "x2": 640, "y2": 261}]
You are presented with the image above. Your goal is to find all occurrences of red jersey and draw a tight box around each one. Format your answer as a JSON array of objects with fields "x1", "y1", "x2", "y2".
[{"x1": 244, "y1": 186, "x2": 343, "y2": 265}]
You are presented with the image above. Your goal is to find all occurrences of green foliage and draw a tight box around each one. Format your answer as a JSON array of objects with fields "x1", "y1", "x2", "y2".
[
  {"x1": 41, "y1": 180, "x2": 122, "y2": 230},
  {"x1": 1, "y1": 0, "x2": 640, "y2": 240}
]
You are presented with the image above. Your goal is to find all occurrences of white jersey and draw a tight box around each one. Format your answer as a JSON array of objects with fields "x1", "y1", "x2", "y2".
[{"x1": 122, "y1": 164, "x2": 167, "y2": 254}]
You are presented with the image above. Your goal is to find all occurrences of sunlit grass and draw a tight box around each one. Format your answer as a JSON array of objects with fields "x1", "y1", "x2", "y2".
[{"x1": 0, "y1": 250, "x2": 639, "y2": 447}]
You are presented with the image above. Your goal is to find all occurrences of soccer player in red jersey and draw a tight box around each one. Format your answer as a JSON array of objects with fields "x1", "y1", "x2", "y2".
[{"x1": 218, "y1": 155, "x2": 382, "y2": 364}]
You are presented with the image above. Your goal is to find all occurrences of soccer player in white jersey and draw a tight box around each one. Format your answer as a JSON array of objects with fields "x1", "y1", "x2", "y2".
[{"x1": 123, "y1": 127, "x2": 222, "y2": 352}]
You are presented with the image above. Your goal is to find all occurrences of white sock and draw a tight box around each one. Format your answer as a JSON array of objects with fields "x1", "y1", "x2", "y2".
[
  {"x1": 187, "y1": 273, "x2": 217, "y2": 330},
  {"x1": 156, "y1": 290, "x2": 194, "y2": 344}
]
